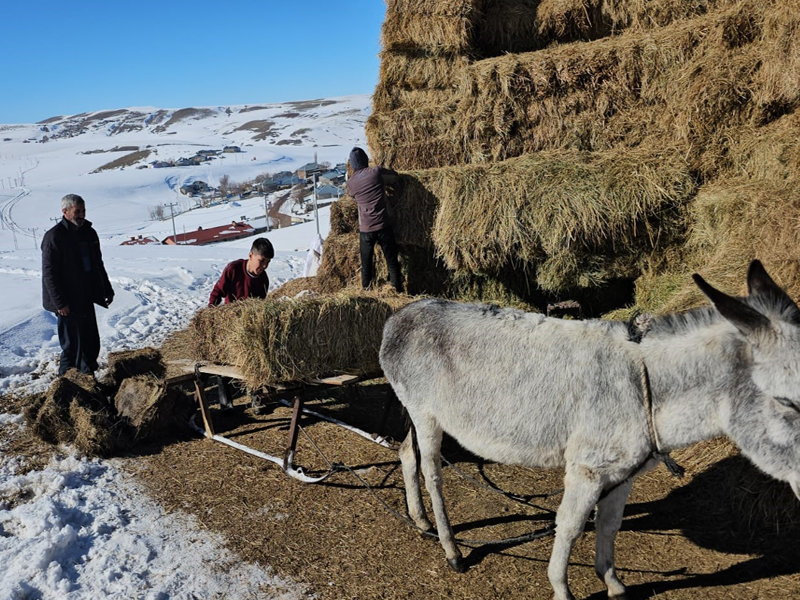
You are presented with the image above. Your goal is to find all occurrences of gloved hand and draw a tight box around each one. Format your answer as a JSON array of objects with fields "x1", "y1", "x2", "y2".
[{"x1": 103, "y1": 294, "x2": 114, "y2": 308}]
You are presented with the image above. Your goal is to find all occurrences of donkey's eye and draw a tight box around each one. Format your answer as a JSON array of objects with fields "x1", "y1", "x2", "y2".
[{"x1": 775, "y1": 397, "x2": 800, "y2": 412}]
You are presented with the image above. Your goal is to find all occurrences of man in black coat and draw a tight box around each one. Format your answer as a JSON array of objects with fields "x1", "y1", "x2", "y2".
[{"x1": 42, "y1": 194, "x2": 114, "y2": 375}]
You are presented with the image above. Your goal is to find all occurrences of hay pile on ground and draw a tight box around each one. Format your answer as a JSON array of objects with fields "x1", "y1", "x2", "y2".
[
  {"x1": 22, "y1": 349, "x2": 192, "y2": 456},
  {"x1": 24, "y1": 370, "x2": 117, "y2": 457},
  {"x1": 186, "y1": 291, "x2": 415, "y2": 389}
]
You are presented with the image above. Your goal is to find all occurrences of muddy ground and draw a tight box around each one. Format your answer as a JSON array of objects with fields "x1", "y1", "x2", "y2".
[{"x1": 116, "y1": 380, "x2": 800, "y2": 600}]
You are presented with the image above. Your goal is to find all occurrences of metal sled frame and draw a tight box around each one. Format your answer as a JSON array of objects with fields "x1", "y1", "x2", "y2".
[{"x1": 167, "y1": 360, "x2": 395, "y2": 483}]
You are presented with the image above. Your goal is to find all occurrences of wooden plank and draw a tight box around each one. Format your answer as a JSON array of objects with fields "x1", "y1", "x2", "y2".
[
  {"x1": 194, "y1": 380, "x2": 216, "y2": 437},
  {"x1": 164, "y1": 372, "x2": 195, "y2": 386},
  {"x1": 311, "y1": 374, "x2": 360, "y2": 386}
]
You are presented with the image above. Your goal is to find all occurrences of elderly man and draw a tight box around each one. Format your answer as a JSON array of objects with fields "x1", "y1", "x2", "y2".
[{"x1": 42, "y1": 194, "x2": 114, "y2": 376}]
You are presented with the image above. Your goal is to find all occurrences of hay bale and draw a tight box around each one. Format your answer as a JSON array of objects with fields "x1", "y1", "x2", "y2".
[
  {"x1": 329, "y1": 195, "x2": 359, "y2": 235},
  {"x1": 377, "y1": 50, "x2": 470, "y2": 90},
  {"x1": 106, "y1": 347, "x2": 165, "y2": 383},
  {"x1": 381, "y1": 0, "x2": 483, "y2": 54},
  {"x1": 386, "y1": 148, "x2": 694, "y2": 291},
  {"x1": 187, "y1": 292, "x2": 415, "y2": 389},
  {"x1": 622, "y1": 177, "x2": 800, "y2": 315},
  {"x1": 317, "y1": 233, "x2": 363, "y2": 293},
  {"x1": 114, "y1": 376, "x2": 191, "y2": 441}
]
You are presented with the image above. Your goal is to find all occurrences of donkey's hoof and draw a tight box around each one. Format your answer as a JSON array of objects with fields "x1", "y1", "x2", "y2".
[{"x1": 447, "y1": 556, "x2": 467, "y2": 573}]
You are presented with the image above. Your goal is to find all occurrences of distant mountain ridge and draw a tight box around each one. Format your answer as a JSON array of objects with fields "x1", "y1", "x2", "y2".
[{"x1": 24, "y1": 95, "x2": 371, "y2": 148}]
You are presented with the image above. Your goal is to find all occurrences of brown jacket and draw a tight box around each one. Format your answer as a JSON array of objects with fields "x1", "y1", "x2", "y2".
[{"x1": 346, "y1": 166, "x2": 397, "y2": 233}]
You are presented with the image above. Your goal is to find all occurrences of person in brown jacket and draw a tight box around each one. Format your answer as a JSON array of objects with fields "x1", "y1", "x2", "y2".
[{"x1": 345, "y1": 147, "x2": 403, "y2": 292}]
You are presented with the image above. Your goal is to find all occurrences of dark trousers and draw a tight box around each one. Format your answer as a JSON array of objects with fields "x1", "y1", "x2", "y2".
[
  {"x1": 360, "y1": 228, "x2": 403, "y2": 293},
  {"x1": 57, "y1": 304, "x2": 100, "y2": 375}
]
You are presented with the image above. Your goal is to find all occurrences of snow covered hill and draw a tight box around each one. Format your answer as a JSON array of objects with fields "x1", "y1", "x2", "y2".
[{"x1": 0, "y1": 94, "x2": 369, "y2": 391}]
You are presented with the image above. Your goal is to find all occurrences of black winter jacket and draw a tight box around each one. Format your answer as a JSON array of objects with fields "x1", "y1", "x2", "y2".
[{"x1": 41, "y1": 218, "x2": 114, "y2": 313}]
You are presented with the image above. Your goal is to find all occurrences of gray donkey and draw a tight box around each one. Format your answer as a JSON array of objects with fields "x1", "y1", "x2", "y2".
[{"x1": 379, "y1": 260, "x2": 800, "y2": 600}]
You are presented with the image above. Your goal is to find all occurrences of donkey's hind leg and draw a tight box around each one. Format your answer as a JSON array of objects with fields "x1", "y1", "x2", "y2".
[
  {"x1": 399, "y1": 427, "x2": 433, "y2": 532},
  {"x1": 415, "y1": 415, "x2": 464, "y2": 572},
  {"x1": 595, "y1": 478, "x2": 634, "y2": 599}
]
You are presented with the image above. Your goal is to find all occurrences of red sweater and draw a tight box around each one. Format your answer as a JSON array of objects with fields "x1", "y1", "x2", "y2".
[{"x1": 208, "y1": 259, "x2": 269, "y2": 306}]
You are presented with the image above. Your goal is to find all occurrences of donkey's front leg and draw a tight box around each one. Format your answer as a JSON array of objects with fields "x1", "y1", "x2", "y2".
[
  {"x1": 548, "y1": 466, "x2": 604, "y2": 600},
  {"x1": 594, "y1": 478, "x2": 634, "y2": 599}
]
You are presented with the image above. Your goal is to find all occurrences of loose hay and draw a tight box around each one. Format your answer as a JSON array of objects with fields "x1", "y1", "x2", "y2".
[
  {"x1": 24, "y1": 371, "x2": 117, "y2": 457},
  {"x1": 187, "y1": 291, "x2": 415, "y2": 389},
  {"x1": 269, "y1": 277, "x2": 324, "y2": 299}
]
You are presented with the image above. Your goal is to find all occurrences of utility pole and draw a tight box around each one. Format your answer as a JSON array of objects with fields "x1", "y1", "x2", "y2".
[
  {"x1": 30, "y1": 227, "x2": 38, "y2": 249},
  {"x1": 165, "y1": 202, "x2": 178, "y2": 243},
  {"x1": 312, "y1": 173, "x2": 320, "y2": 236}
]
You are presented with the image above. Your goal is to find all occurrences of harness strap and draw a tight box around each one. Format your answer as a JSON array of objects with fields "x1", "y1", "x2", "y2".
[{"x1": 630, "y1": 313, "x2": 685, "y2": 481}]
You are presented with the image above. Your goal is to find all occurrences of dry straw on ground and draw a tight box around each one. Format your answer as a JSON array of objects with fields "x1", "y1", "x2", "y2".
[{"x1": 187, "y1": 291, "x2": 415, "y2": 389}]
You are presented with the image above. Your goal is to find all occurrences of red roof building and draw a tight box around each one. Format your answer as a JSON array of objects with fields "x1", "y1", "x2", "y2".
[
  {"x1": 120, "y1": 235, "x2": 160, "y2": 246},
  {"x1": 162, "y1": 221, "x2": 256, "y2": 246}
]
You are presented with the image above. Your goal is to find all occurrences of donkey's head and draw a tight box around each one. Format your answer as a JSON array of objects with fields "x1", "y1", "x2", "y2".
[{"x1": 693, "y1": 260, "x2": 800, "y2": 500}]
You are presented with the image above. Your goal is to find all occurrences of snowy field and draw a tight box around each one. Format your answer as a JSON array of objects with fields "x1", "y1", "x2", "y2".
[{"x1": 0, "y1": 95, "x2": 367, "y2": 598}]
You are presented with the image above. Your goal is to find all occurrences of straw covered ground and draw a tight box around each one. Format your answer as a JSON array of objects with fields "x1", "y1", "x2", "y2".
[
  {"x1": 186, "y1": 290, "x2": 415, "y2": 390},
  {"x1": 123, "y1": 381, "x2": 800, "y2": 600}
]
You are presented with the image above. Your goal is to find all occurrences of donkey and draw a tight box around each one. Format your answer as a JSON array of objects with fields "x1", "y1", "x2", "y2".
[{"x1": 379, "y1": 260, "x2": 800, "y2": 600}]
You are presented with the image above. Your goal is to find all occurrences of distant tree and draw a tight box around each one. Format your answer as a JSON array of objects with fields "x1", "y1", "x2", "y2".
[
  {"x1": 149, "y1": 205, "x2": 165, "y2": 221},
  {"x1": 291, "y1": 183, "x2": 307, "y2": 208},
  {"x1": 218, "y1": 174, "x2": 230, "y2": 197}
]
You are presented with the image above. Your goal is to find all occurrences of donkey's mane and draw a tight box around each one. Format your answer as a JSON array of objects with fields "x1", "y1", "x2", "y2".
[
  {"x1": 646, "y1": 291, "x2": 800, "y2": 338},
  {"x1": 647, "y1": 305, "x2": 721, "y2": 337}
]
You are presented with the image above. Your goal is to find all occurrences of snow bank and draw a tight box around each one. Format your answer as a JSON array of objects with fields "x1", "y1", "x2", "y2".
[{"x1": 0, "y1": 417, "x2": 306, "y2": 600}]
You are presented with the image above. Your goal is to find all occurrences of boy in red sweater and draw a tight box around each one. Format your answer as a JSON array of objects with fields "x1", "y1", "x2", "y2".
[{"x1": 208, "y1": 237, "x2": 274, "y2": 306}]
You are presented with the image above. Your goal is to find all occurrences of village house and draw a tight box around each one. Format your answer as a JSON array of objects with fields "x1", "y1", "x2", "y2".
[
  {"x1": 315, "y1": 183, "x2": 343, "y2": 200},
  {"x1": 162, "y1": 221, "x2": 255, "y2": 246},
  {"x1": 296, "y1": 162, "x2": 326, "y2": 179},
  {"x1": 120, "y1": 235, "x2": 160, "y2": 246},
  {"x1": 223, "y1": 145, "x2": 242, "y2": 153}
]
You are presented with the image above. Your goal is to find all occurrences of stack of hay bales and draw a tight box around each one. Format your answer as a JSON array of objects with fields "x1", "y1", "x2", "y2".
[
  {"x1": 352, "y1": 0, "x2": 800, "y2": 310},
  {"x1": 357, "y1": 0, "x2": 800, "y2": 533}
]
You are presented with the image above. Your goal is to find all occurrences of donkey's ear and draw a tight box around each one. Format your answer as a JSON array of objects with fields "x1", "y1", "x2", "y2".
[
  {"x1": 746, "y1": 260, "x2": 800, "y2": 324},
  {"x1": 747, "y1": 260, "x2": 780, "y2": 296},
  {"x1": 693, "y1": 273, "x2": 770, "y2": 337}
]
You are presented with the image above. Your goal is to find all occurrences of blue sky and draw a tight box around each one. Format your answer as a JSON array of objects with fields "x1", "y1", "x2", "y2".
[{"x1": 0, "y1": 1, "x2": 386, "y2": 123}]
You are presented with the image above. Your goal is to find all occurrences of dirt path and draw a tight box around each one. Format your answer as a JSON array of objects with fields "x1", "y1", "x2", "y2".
[{"x1": 124, "y1": 382, "x2": 800, "y2": 599}]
